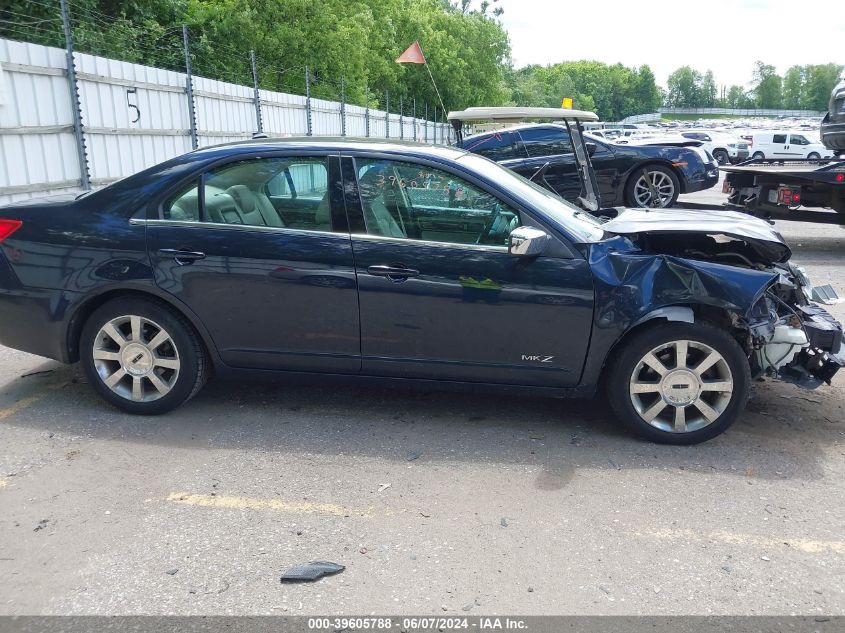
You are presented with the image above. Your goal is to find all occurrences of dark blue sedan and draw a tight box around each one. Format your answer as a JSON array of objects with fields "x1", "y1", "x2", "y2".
[{"x1": 0, "y1": 138, "x2": 841, "y2": 444}]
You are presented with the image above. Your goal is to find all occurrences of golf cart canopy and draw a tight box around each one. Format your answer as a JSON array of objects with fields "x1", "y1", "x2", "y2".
[{"x1": 447, "y1": 106, "x2": 600, "y2": 124}]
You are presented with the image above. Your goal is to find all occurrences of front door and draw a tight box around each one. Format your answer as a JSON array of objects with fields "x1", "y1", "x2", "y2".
[
  {"x1": 146, "y1": 154, "x2": 360, "y2": 373},
  {"x1": 343, "y1": 156, "x2": 594, "y2": 387}
]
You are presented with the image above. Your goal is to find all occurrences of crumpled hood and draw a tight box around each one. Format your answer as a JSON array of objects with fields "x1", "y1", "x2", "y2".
[{"x1": 601, "y1": 207, "x2": 792, "y2": 263}]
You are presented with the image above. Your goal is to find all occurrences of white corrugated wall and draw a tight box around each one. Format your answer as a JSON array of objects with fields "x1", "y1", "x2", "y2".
[{"x1": 0, "y1": 36, "x2": 453, "y2": 206}]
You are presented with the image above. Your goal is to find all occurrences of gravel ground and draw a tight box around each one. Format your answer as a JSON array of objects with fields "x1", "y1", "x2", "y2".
[{"x1": 0, "y1": 178, "x2": 843, "y2": 615}]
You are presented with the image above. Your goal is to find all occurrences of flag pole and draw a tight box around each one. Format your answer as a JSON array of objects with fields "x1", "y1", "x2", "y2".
[{"x1": 424, "y1": 61, "x2": 447, "y2": 116}]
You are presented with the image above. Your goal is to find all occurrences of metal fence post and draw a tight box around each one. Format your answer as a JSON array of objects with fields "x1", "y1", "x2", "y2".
[
  {"x1": 433, "y1": 107, "x2": 437, "y2": 145},
  {"x1": 399, "y1": 96, "x2": 404, "y2": 140},
  {"x1": 305, "y1": 66, "x2": 313, "y2": 136},
  {"x1": 340, "y1": 76, "x2": 346, "y2": 137},
  {"x1": 60, "y1": 0, "x2": 90, "y2": 190},
  {"x1": 182, "y1": 25, "x2": 198, "y2": 149},
  {"x1": 365, "y1": 85, "x2": 370, "y2": 138},
  {"x1": 250, "y1": 50, "x2": 263, "y2": 134},
  {"x1": 424, "y1": 102, "x2": 428, "y2": 143},
  {"x1": 413, "y1": 98, "x2": 417, "y2": 142},
  {"x1": 385, "y1": 91, "x2": 390, "y2": 139}
]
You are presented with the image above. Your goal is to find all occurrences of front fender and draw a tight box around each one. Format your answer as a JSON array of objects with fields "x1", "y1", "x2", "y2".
[{"x1": 578, "y1": 237, "x2": 778, "y2": 387}]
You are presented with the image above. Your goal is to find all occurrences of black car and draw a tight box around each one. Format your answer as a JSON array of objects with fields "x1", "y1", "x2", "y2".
[
  {"x1": 821, "y1": 76, "x2": 845, "y2": 152},
  {"x1": 0, "y1": 137, "x2": 841, "y2": 444},
  {"x1": 454, "y1": 121, "x2": 719, "y2": 209}
]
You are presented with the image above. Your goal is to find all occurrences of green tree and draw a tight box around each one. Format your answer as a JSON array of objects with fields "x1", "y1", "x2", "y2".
[
  {"x1": 782, "y1": 66, "x2": 805, "y2": 109},
  {"x1": 751, "y1": 61, "x2": 782, "y2": 108},
  {"x1": 665, "y1": 66, "x2": 702, "y2": 107},
  {"x1": 801, "y1": 63, "x2": 843, "y2": 111},
  {"x1": 700, "y1": 70, "x2": 717, "y2": 107},
  {"x1": 725, "y1": 85, "x2": 753, "y2": 109}
]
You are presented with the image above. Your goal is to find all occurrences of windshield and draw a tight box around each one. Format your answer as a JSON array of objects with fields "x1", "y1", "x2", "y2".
[{"x1": 457, "y1": 153, "x2": 606, "y2": 242}]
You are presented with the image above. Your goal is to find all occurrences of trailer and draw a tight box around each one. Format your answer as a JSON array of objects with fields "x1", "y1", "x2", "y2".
[{"x1": 719, "y1": 157, "x2": 845, "y2": 225}]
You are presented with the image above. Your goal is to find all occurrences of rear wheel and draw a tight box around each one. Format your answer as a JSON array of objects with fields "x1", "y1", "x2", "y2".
[
  {"x1": 80, "y1": 298, "x2": 209, "y2": 414},
  {"x1": 751, "y1": 151, "x2": 765, "y2": 160},
  {"x1": 626, "y1": 166, "x2": 680, "y2": 208},
  {"x1": 606, "y1": 323, "x2": 751, "y2": 444}
]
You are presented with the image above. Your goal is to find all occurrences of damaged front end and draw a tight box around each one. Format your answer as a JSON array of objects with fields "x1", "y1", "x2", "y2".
[
  {"x1": 596, "y1": 207, "x2": 845, "y2": 390},
  {"x1": 746, "y1": 266, "x2": 844, "y2": 389}
]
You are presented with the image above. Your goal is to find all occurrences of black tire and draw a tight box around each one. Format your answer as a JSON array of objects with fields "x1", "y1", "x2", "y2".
[
  {"x1": 625, "y1": 165, "x2": 680, "y2": 208},
  {"x1": 807, "y1": 152, "x2": 821, "y2": 160},
  {"x1": 712, "y1": 149, "x2": 729, "y2": 165},
  {"x1": 751, "y1": 151, "x2": 765, "y2": 160},
  {"x1": 80, "y1": 297, "x2": 209, "y2": 415},
  {"x1": 605, "y1": 322, "x2": 751, "y2": 445}
]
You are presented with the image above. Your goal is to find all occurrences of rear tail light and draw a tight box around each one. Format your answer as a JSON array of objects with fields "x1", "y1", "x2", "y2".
[
  {"x1": 836, "y1": 173, "x2": 844, "y2": 183},
  {"x1": 0, "y1": 219, "x2": 22, "y2": 242},
  {"x1": 777, "y1": 186, "x2": 801, "y2": 205}
]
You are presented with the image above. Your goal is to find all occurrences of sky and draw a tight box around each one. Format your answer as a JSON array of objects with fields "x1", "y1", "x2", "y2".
[{"x1": 496, "y1": 0, "x2": 844, "y2": 89}]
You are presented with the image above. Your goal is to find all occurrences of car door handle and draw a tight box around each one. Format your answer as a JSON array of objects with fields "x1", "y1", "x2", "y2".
[
  {"x1": 157, "y1": 248, "x2": 206, "y2": 265},
  {"x1": 367, "y1": 265, "x2": 419, "y2": 280}
]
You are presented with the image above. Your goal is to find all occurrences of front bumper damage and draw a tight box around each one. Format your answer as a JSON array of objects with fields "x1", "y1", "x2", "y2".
[{"x1": 750, "y1": 293, "x2": 845, "y2": 390}]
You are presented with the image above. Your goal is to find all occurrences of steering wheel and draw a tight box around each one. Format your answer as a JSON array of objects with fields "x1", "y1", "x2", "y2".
[{"x1": 476, "y1": 203, "x2": 503, "y2": 245}]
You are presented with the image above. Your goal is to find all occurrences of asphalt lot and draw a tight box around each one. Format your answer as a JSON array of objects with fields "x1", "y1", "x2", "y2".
[{"x1": 1, "y1": 178, "x2": 844, "y2": 615}]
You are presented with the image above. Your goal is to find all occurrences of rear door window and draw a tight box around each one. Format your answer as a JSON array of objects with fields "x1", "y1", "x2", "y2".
[
  {"x1": 773, "y1": 134, "x2": 787, "y2": 144},
  {"x1": 517, "y1": 127, "x2": 573, "y2": 158},
  {"x1": 463, "y1": 131, "x2": 516, "y2": 161}
]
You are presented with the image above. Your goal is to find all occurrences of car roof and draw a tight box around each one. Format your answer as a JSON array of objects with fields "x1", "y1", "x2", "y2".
[
  {"x1": 448, "y1": 106, "x2": 599, "y2": 123},
  {"x1": 191, "y1": 136, "x2": 467, "y2": 159}
]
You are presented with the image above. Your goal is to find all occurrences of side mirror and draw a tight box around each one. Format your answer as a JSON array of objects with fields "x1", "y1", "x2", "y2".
[
  {"x1": 586, "y1": 142, "x2": 597, "y2": 156},
  {"x1": 509, "y1": 227, "x2": 549, "y2": 257}
]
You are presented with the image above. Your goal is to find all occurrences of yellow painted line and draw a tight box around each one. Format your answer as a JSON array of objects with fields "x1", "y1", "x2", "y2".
[
  {"x1": 637, "y1": 527, "x2": 845, "y2": 555},
  {"x1": 166, "y1": 492, "x2": 388, "y2": 518},
  {"x1": 0, "y1": 395, "x2": 44, "y2": 421}
]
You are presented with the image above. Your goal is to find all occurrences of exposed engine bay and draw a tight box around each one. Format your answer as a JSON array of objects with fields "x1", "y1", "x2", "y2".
[{"x1": 598, "y1": 207, "x2": 845, "y2": 390}]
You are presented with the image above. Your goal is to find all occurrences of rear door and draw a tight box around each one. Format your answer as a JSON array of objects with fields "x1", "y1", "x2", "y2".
[
  {"x1": 145, "y1": 154, "x2": 361, "y2": 373},
  {"x1": 771, "y1": 133, "x2": 791, "y2": 157},
  {"x1": 342, "y1": 155, "x2": 594, "y2": 387},
  {"x1": 512, "y1": 127, "x2": 584, "y2": 202}
]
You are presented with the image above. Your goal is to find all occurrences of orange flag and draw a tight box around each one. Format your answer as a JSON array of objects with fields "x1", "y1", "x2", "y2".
[{"x1": 396, "y1": 41, "x2": 426, "y2": 64}]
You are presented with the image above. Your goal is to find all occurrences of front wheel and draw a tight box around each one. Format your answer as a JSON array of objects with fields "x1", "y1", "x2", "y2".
[
  {"x1": 606, "y1": 323, "x2": 751, "y2": 444},
  {"x1": 807, "y1": 152, "x2": 821, "y2": 160},
  {"x1": 80, "y1": 297, "x2": 209, "y2": 415},
  {"x1": 626, "y1": 166, "x2": 680, "y2": 208},
  {"x1": 712, "y1": 149, "x2": 729, "y2": 165}
]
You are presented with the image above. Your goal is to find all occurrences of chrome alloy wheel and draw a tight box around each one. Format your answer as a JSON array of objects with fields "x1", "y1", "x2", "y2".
[
  {"x1": 629, "y1": 339, "x2": 734, "y2": 433},
  {"x1": 92, "y1": 315, "x2": 180, "y2": 402},
  {"x1": 633, "y1": 170, "x2": 675, "y2": 207}
]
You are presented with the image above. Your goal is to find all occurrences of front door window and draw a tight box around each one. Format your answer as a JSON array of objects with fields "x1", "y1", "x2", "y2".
[{"x1": 355, "y1": 159, "x2": 521, "y2": 247}]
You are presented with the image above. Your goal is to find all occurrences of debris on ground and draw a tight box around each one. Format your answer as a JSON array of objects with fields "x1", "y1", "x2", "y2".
[
  {"x1": 377, "y1": 483, "x2": 391, "y2": 493},
  {"x1": 21, "y1": 369, "x2": 55, "y2": 379},
  {"x1": 165, "y1": 569, "x2": 178, "y2": 576},
  {"x1": 500, "y1": 518, "x2": 508, "y2": 527},
  {"x1": 406, "y1": 450, "x2": 422, "y2": 462},
  {"x1": 280, "y1": 561, "x2": 345, "y2": 582},
  {"x1": 33, "y1": 519, "x2": 49, "y2": 532},
  {"x1": 779, "y1": 394, "x2": 822, "y2": 404}
]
